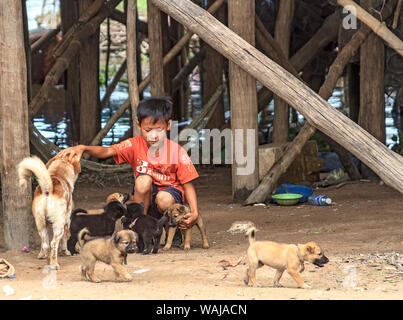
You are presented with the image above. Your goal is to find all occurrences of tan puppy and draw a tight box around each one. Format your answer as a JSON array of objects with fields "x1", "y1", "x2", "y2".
[
  {"x1": 163, "y1": 204, "x2": 209, "y2": 251},
  {"x1": 78, "y1": 228, "x2": 137, "y2": 283},
  {"x1": 18, "y1": 155, "x2": 81, "y2": 270},
  {"x1": 244, "y1": 227, "x2": 329, "y2": 289}
]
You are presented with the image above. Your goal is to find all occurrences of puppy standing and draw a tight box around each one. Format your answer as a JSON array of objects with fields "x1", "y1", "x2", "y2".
[
  {"x1": 78, "y1": 228, "x2": 137, "y2": 283},
  {"x1": 244, "y1": 227, "x2": 329, "y2": 289},
  {"x1": 163, "y1": 204, "x2": 209, "y2": 251},
  {"x1": 18, "y1": 155, "x2": 81, "y2": 270}
]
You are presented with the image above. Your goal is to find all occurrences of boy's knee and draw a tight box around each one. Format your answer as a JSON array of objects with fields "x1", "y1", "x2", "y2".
[
  {"x1": 155, "y1": 191, "x2": 175, "y2": 213},
  {"x1": 135, "y1": 175, "x2": 153, "y2": 194}
]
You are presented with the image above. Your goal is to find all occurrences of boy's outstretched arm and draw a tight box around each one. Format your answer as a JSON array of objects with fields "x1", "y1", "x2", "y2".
[
  {"x1": 180, "y1": 181, "x2": 199, "y2": 229},
  {"x1": 58, "y1": 145, "x2": 117, "y2": 162}
]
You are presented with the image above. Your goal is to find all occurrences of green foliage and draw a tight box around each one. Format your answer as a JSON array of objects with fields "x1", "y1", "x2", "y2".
[
  {"x1": 310, "y1": 131, "x2": 331, "y2": 152},
  {"x1": 389, "y1": 130, "x2": 403, "y2": 155}
]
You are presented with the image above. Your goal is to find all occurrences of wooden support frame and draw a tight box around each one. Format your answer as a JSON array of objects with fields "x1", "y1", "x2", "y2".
[
  {"x1": 88, "y1": 0, "x2": 225, "y2": 146},
  {"x1": 244, "y1": 0, "x2": 398, "y2": 204},
  {"x1": 150, "y1": 0, "x2": 403, "y2": 195},
  {"x1": 29, "y1": 0, "x2": 122, "y2": 121}
]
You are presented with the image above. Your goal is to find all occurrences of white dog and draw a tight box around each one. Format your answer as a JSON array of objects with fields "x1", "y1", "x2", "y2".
[{"x1": 18, "y1": 155, "x2": 81, "y2": 269}]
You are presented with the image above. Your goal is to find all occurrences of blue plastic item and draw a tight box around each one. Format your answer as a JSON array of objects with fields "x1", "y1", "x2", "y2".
[{"x1": 275, "y1": 184, "x2": 314, "y2": 203}]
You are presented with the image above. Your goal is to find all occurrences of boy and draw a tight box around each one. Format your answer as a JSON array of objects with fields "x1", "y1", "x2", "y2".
[{"x1": 58, "y1": 97, "x2": 199, "y2": 230}]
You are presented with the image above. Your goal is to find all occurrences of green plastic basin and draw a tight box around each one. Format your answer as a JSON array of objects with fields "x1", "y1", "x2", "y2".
[{"x1": 272, "y1": 193, "x2": 303, "y2": 206}]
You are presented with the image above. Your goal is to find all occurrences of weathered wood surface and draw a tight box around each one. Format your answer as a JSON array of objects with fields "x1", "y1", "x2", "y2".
[
  {"x1": 151, "y1": 0, "x2": 403, "y2": 195},
  {"x1": 337, "y1": 0, "x2": 403, "y2": 57},
  {"x1": 127, "y1": 0, "x2": 141, "y2": 137},
  {"x1": 147, "y1": 0, "x2": 165, "y2": 95},
  {"x1": 228, "y1": 0, "x2": 259, "y2": 200},
  {"x1": 79, "y1": 0, "x2": 101, "y2": 145},
  {"x1": 257, "y1": 10, "x2": 341, "y2": 111},
  {"x1": 60, "y1": 0, "x2": 80, "y2": 144},
  {"x1": 273, "y1": 0, "x2": 294, "y2": 143},
  {"x1": 0, "y1": 0, "x2": 35, "y2": 249}
]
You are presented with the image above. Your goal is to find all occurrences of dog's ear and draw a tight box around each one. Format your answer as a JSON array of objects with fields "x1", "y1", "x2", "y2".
[
  {"x1": 46, "y1": 156, "x2": 58, "y2": 169},
  {"x1": 306, "y1": 245, "x2": 315, "y2": 254},
  {"x1": 164, "y1": 206, "x2": 172, "y2": 216},
  {"x1": 123, "y1": 193, "x2": 130, "y2": 204}
]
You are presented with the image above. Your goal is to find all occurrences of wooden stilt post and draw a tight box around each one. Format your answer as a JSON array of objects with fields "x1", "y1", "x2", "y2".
[
  {"x1": 60, "y1": 0, "x2": 80, "y2": 144},
  {"x1": 0, "y1": 0, "x2": 35, "y2": 249},
  {"x1": 147, "y1": 0, "x2": 165, "y2": 95},
  {"x1": 127, "y1": 0, "x2": 141, "y2": 137},
  {"x1": 228, "y1": 0, "x2": 259, "y2": 200},
  {"x1": 202, "y1": 0, "x2": 226, "y2": 130},
  {"x1": 359, "y1": 0, "x2": 386, "y2": 178},
  {"x1": 79, "y1": 0, "x2": 101, "y2": 145},
  {"x1": 21, "y1": 0, "x2": 32, "y2": 103},
  {"x1": 273, "y1": 0, "x2": 294, "y2": 143}
]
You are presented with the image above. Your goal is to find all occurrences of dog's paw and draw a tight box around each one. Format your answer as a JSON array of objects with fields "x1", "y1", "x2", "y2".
[
  {"x1": 162, "y1": 245, "x2": 171, "y2": 251},
  {"x1": 183, "y1": 246, "x2": 191, "y2": 251},
  {"x1": 48, "y1": 263, "x2": 60, "y2": 271},
  {"x1": 273, "y1": 283, "x2": 284, "y2": 288},
  {"x1": 301, "y1": 283, "x2": 312, "y2": 289},
  {"x1": 123, "y1": 275, "x2": 133, "y2": 282},
  {"x1": 203, "y1": 244, "x2": 210, "y2": 249},
  {"x1": 37, "y1": 251, "x2": 48, "y2": 260}
]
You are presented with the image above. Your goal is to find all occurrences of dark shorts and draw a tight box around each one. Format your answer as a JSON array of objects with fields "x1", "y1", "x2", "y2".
[{"x1": 132, "y1": 174, "x2": 183, "y2": 216}]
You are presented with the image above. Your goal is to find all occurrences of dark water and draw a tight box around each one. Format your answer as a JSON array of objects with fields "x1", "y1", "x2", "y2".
[{"x1": 27, "y1": 0, "x2": 400, "y2": 150}]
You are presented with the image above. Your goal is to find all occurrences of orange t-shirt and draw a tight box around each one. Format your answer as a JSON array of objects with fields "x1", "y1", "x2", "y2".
[{"x1": 112, "y1": 136, "x2": 199, "y2": 201}]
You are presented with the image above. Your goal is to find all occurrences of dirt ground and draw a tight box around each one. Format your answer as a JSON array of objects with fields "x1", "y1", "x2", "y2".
[{"x1": 0, "y1": 166, "x2": 402, "y2": 300}]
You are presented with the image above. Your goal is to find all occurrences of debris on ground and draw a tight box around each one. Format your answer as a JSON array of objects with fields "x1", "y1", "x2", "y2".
[
  {"x1": 227, "y1": 221, "x2": 257, "y2": 235},
  {"x1": 219, "y1": 256, "x2": 246, "y2": 270}
]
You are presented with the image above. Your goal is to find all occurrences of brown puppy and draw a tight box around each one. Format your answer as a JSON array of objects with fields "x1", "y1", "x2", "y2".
[
  {"x1": 163, "y1": 204, "x2": 209, "y2": 251},
  {"x1": 244, "y1": 227, "x2": 329, "y2": 289},
  {"x1": 78, "y1": 228, "x2": 137, "y2": 283},
  {"x1": 18, "y1": 155, "x2": 81, "y2": 270}
]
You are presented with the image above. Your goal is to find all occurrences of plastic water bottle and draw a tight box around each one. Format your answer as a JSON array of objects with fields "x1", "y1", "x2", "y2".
[{"x1": 307, "y1": 195, "x2": 332, "y2": 206}]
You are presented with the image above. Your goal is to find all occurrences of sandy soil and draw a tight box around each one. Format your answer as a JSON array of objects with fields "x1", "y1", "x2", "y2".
[{"x1": 1, "y1": 166, "x2": 402, "y2": 300}]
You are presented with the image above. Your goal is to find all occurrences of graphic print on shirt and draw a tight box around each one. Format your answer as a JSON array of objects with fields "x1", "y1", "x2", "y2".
[{"x1": 136, "y1": 159, "x2": 172, "y2": 183}]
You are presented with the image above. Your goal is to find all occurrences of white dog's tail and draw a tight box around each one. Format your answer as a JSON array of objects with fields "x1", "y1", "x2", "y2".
[
  {"x1": 18, "y1": 156, "x2": 52, "y2": 195},
  {"x1": 245, "y1": 227, "x2": 257, "y2": 245}
]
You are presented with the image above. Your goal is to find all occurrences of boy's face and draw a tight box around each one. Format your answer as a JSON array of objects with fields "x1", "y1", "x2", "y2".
[{"x1": 137, "y1": 117, "x2": 171, "y2": 149}]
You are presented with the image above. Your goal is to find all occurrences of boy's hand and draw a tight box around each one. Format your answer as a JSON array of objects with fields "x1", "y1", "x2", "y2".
[
  {"x1": 58, "y1": 145, "x2": 86, "y2": 162},
  {"x1": 179, "y1": 211, "x2": 198, "y2": 229}
]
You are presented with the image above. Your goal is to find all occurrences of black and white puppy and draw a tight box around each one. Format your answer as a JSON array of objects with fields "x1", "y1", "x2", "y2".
[
  {"x1": 122, "y1": 202, "x2": 168, "y2": 254},
  {"x1": 67, "y1": 193, "x2": 129, "y2": 255}
]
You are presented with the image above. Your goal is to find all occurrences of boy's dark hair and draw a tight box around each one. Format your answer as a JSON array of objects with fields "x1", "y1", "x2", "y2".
[{"x1": 137, "y1": 96, "x2": 173, "y2": 124}]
